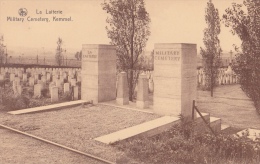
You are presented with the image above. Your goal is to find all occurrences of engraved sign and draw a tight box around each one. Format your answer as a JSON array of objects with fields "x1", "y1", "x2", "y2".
[
  {"x1": 154, "y1": 50, "x2": 180, "y2": 61},
  {"x1": 82, "y1": 50, "x2": 97, "y2": 59}
]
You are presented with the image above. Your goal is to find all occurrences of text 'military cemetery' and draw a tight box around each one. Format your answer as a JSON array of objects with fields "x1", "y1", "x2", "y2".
[{"x1": 153, "y1": 43, "x2": 197, "y2": 117}]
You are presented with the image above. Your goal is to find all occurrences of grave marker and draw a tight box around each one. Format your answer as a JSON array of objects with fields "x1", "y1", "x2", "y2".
[
  {"x1": 17, "y1": 85, "x2": 22, "y2": 95},
  {"x1": 29, "y1": 77, "x2": 35, "y2": 86},
  {"x1": 0, "y1": 74, "x2": 4, "y2": 81},
  {"x1": 15, "y1": 77, "x2": 20, "y2": 85},
  {"x1": 46, "y1": 73, "x2": 51, "y2": 82},
  {"x1": 34, "y1": 84, "x2": 43, "y2": 97},
  {"x1": 51, "y1": 87, "x2": 59, "y2": 102},
  {"x1": 10, "y1": 73, "x2": 15, "y2": 81},
  {"x1": 116, "y1": 72, "x2": 129, "y2": 105},
  {"x1": 70, "y1": 79, "x2": 76, "y2": 86},
  {"x1": 136, "y1": 73, "x2": 149, "y2": 109},
  {"x1": 22, "y1": 73, "x2": 27, "y2": 82},
  {"x1": 64, "y1": 83, "x2": 70, "y2": 93},
  {"x1": 73, "y1": 86, "x2": 79, "y2": 100},
  {"x1": 41, "y1": 75, "x2": 47, "y2": 84}
]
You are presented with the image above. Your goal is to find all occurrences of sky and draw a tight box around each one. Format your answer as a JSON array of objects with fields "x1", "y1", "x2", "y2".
[{"x1": 0, "y1": 0, "x2": 244, "y2": 57}]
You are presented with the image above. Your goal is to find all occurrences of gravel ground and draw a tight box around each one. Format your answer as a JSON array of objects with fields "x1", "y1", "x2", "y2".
[
  {"x1": 0, "y1": 104, "x2": 160, "y2": 163},
  {"x1": 197, "y1": 84, "x2": 260, "y2": 129},
  {"x1": 0, "y1": 128, "x2": 105, "y2": 164}
]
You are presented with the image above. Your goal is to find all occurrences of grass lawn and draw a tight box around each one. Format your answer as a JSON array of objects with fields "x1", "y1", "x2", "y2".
[{"x1": 197, "y1": 84, "x2": 260, "y2": 129}]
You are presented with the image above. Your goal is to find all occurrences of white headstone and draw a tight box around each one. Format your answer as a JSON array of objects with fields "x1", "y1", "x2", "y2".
[
  {"x1": 10, "y1": 73, "x2": 15, "y2": 81},
  {"x1": 29, "y1": 77, "x2": 35, "y2": 86},
  {"x1": 70, "y1": 79, "x2": 76, "y2": 86},
  {"x1": 116, "y1": 72, "x2": 129, "y2": 105},
  {"x1": 0, "y1": 74, "x2": 4, "y2": 81},
  {"x1": 73, "y1": 86, "x2": 79, "y2": 100},
  {"x1": 17, "y1": 85, "x2": 22, "y2": 95},
  {"x1": 148, "y1": 78, "x2": 154, "y2": 93},
  {"x1": 46, "y1": 73, "x2": 51, "y2": 82},
  {"x1": 15, "y1": 77, "x2": 20, "y2": 85},
  {"x1": 41, "y1": 75, "x2": 47, "y2": 84},
  {"x1": 51, "y1": 86, "x2": 59, "y2": 102},
  {"x1": 34, "y1": 84, "x2": 43, "y2": 97},
  {"x1": 136, "y1": 74, "x2": 149, "y2": 109},
  {"x1": 64, "y1": 83, "x2": 70, "y2": 93},
  {"x1": 22, "y1": 73, "x2": 27, "y2": 82}
]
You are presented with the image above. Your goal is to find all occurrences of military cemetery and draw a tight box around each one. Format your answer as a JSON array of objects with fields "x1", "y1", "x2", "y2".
[{"x1": 1, "y1": 0, "x2": 260, "y2": 164}]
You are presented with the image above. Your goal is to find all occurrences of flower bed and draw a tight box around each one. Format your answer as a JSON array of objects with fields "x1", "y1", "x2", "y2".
[
  {"x1": 115, "y1": 120, "x2": 260, "y2": 164},
  {"x1": 0, "y1": 80, "x2": 80, "y2": 111}
]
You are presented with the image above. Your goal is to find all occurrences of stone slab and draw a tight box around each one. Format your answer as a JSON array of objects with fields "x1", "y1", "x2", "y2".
[
  {"x1": 95, "y1": 116, "x2": 180, "y2": 144},
  {"x1": 236, "y1": 128, "x2": 260, "y2": 141},
  {"x1": 8, "y1": 100, "x2": 87, "y2": 115},
  {"x1": 99, "y1": 101, "x2": 154, "y2": 114}
]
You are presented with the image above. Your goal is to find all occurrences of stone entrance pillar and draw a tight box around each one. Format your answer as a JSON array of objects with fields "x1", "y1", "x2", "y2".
[
  {"x1": 81, "y1": 44, "x2": 117, "y2": 104},
  {"x1": 153, "y1": 43, "x2": 197, "y2": 118}
]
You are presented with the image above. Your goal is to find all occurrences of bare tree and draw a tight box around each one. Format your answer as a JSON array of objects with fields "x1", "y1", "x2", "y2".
[
  {"x1": 0, "y1": 35, "x2": 6, "y2": 65},
  {"x1": 75, "y1": 51, "x2": 82, "y2": 61},
  {"x1": 55, "y1": 37, "x2": 64, "y2": 66}
]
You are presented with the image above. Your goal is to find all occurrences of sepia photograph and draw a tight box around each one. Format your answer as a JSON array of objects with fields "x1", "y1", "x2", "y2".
[{"x1": 0, "y1": 0, "x2": 260, "y2": 163}]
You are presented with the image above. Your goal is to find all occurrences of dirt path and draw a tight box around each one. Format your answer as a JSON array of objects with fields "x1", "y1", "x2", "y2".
[{"x1": 197, "y1": 84, "x2": 260, "y2": 129}]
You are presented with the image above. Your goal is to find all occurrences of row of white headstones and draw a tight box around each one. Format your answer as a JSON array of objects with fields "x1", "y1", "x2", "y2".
[
  {"x1": 197, "y1": 66, "x2": 239, "y2": 85},
  {"x1": 139, "y1": 65, "x2": 238, "y2": 94},
  {"x1": 0, "y1": 67, "x2": 81, "y2": 102},
  {"x1": 0, "y1": 65, "x2": 238, "y2": 102}
]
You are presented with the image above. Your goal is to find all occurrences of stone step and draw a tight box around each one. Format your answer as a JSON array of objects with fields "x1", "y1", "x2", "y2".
[
  {"x1": 95, "y1": 116, "x2": 180, "y2": 144},
  {"x1": 221, "y1": 124, "x2": 231, "y2": 134},
  {"x1": 8, "y1": 100, "x2": 87, "y2": 115},
  {"x1": 196, "y1": 112, "x2": 210, "y2": 122},
  {"x1": 194, "y1": 112, "x2": 210, "y2": 133},
  {"x1": 221, "y1": 124, "x2": 230, "y2": 132},
  {"x1": 210, "y1": 117, "x2": 221, "y2": 133}
]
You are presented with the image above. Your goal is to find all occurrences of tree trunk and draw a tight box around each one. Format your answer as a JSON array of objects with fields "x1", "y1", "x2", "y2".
[
  {"x1": 129, "y1": 69, "x2": 133, "y2": 101},
  {"x1": 210, "y1": 57, "x2": 214, "y2": 97},
  {"x1": 129, "y1": 0, "x2": 134, "y2": 101},
  {"x1": 211, "y1": 76, "x2": 213, "y2": 97}
]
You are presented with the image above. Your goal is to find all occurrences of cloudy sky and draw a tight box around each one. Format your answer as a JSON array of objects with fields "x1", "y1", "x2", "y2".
[{"x1": 0, "y1": 0, "x2": 243, "y2": 56}]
